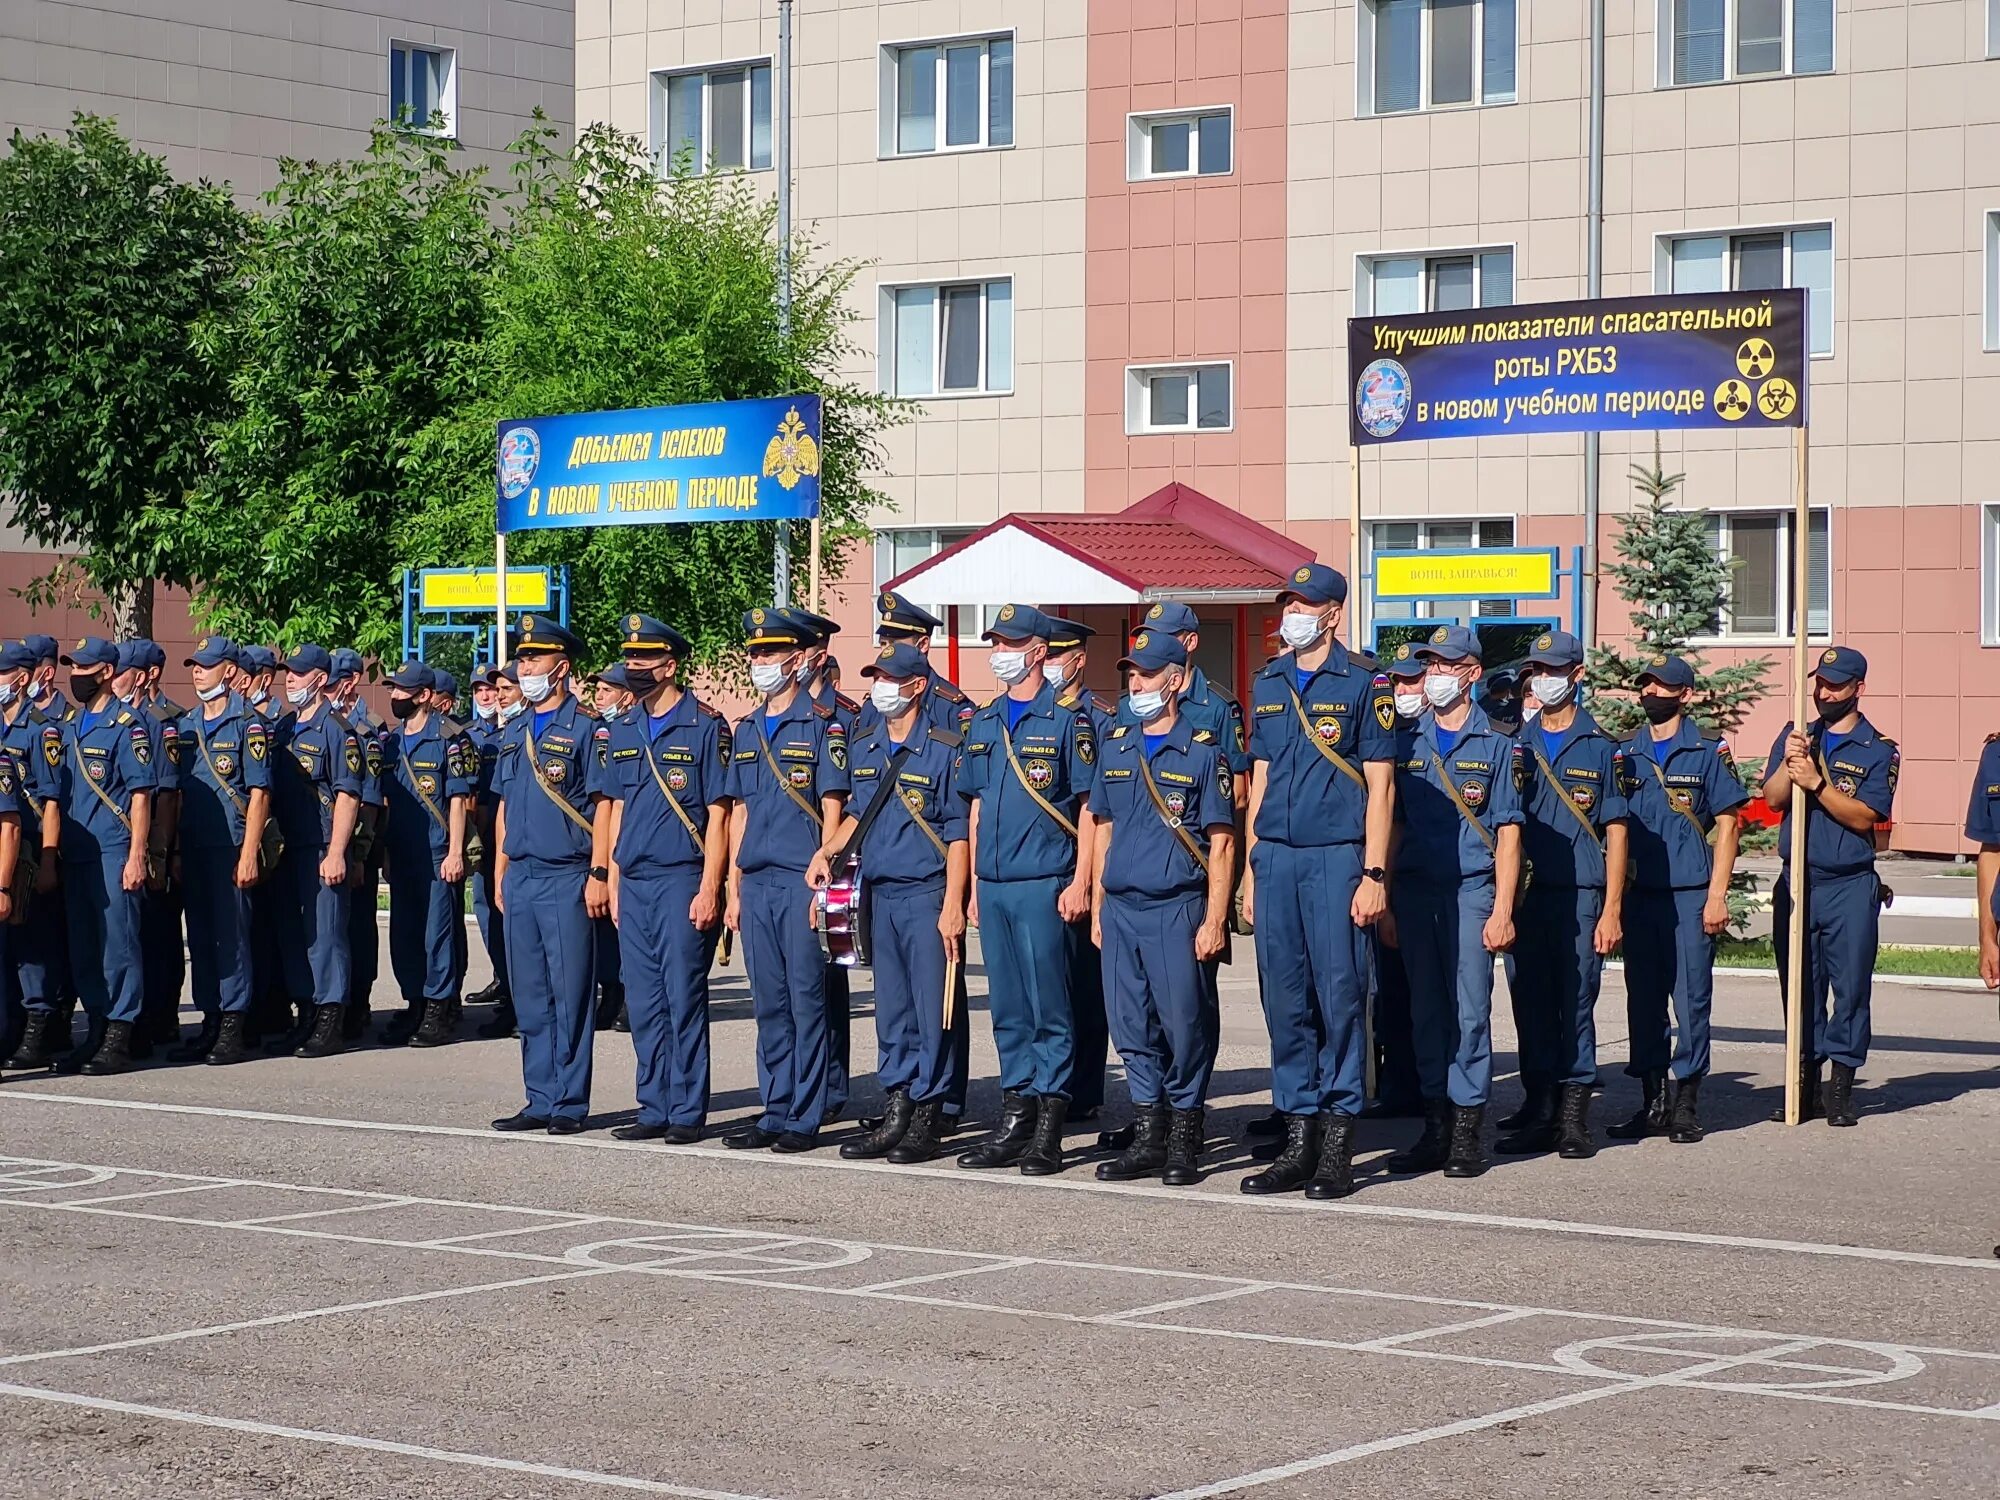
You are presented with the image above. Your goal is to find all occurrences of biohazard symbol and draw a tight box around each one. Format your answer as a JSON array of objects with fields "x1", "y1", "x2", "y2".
[
  {"x1": 1736, "y1": 338, "x2": 1776, "y2": 379},
  {"x1": 1756, "y1": 378, "x2": 1798, "y2": 421},
  {"x1": 1714, "y1": 380, "x2": 1753, "y2": 422}
]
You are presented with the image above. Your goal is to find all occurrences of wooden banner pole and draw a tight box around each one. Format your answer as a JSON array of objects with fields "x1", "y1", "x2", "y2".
[
  {"x1": 809, "y1": 514, "x2": 823, "y2": 614},
  {"x1": 1783, "y1": 422, "x2": 1810, "y2": 1125},
  {"x1": 493, "y1": 531, "x2": 508, "y2": 665},
  {"x1": 1347, "y1": 443, "x2": 1363, "y2": 648},
  {"x1": 943, "y1": 953, "x2": 960, "y2": 1030}
]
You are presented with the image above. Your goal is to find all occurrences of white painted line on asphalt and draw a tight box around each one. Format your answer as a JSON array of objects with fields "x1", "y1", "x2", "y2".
[
  {"x1": 419, "y1": 1216, "x2": 615, "y2": 1246},
  {"x1": 1098, "y1": 1284, "x2": 1275, "y2": 1323},
  {"x1": 0, "y1": 1382, "x2": 797, "y2": 1500},
  {"x1": 1353, "y1": 1309, "x2": 1540, "y2": 1350},
  {"x1": 851, "y1": 1258, "x2": 1036, "y2": 1293},
  {"x1": 8, "y1": 1091, "x2": 1995, "y2": 1272},
  {"x1": 57, "y1": 1182, "x2": 249, "y2": 1207},
  {"x1": 226, "y1": 1197, "x2": 424, "y2": 1226}
]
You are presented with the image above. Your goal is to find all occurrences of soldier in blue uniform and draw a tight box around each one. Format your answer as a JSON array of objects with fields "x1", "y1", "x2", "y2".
[
  {"x1": 1237, "y1": 564, "x2": 1397, "y2": 1200},
  {"x1": 1364, "y1": 645, "x2": 1429, "y2": 1119},
  {"x1": 723, "y1": 607, "x2": 849, "y2": 1151},
  {"x1": 465, "y1": 664, "x2": 513, "y2": 1032},
  {"x1": 49, "y1": 637, "x2": 158, "y2": 1075},
  {"x1": 1087, "y1": 632, "x2": 1236, "y2": 1186},
  {"x1": 0, "y1": 742, "x2": 25, "y2": 1063},
  {"x1": 22, "y1": 635, "x2": 67, "y2": 721},
  {"x1": 1494, "y1": 631, "x2": 1629, "y2": 1159},
  {"x1": 111, "y1": 641, "x2": 183, "y2": 1057},
  {"x1": 1613, "y1": 655, "x2": 1747, "y2": 1144},
  {"x1": 231, "y1": 644, "x2": 290, "y2": 1045},
  {"x1": 173, "y1": 636, "x2": 275, "y2": 1065},
  {"x1": 1385, "y1": 625, "x2": 1525, "y2": 1179},
  {"x1": 597, "y1": 617, "x2": 729, "y2": 1143},
  {"x1": 381, "y1": 660, "x2": 475, "y2": 1049},
  {"x1": 1125, "y1": 601, "x2": 1251, "y2": 782},
  {"x1": 1966, "y1": 732, "x2": 2000, "y2": 992},
  {"x1": 326, "y1": 649, "x2": 390, "y2": 1044},
  {"x1": 1760, "y1": 646, "x2": 1897, "y2": 1129},
  {"x1": 236, "y1": 644, "x2": 280, "y2": 717},
  {"x1": 491, "y1": 616, "x2": 609, "y2": 1135},
  {"x1": 0, "y1": 640, "x2": 69, "y2": 1071},
  {"x1": 955, "y1": 604, "x2": 1097, "y2": 1176},
  {"x1": 808, "y1": 641, "x2": 968, "y2": 1162}
]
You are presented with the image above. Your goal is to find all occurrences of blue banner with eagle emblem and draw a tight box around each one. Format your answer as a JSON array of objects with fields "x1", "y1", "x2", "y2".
[{"x1": 496, "y1": 395, "x2": 823, "y2": 532}]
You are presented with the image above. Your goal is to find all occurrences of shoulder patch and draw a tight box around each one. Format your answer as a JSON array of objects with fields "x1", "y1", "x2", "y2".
[
  {"x1": 812, "y1": 701, "x2": 834, "y2": 720},
  {"x1": 116, "y1": 710, "x2": 133, "y2": 726},
  {"x1": 697, "y1": 699, "x2": 724, "y2": 719},
  {"x1": 1192, "y1": 728, "x2": 1216, "y2": 744},
  {"x1": 933, "y1": 680, "x2": 967, "y2": 702},
  {"x1": 930, "y1": 727, "x2": 962, "y2": 749}
]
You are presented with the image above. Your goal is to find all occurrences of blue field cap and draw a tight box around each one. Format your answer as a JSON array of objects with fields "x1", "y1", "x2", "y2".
[
  {"x1": 238, "y1": 644, "x2": 279, "y2": 675},
  {"x1": 327, "y1": 647, "x2": 364, "y2": 683},
  {"x1": 983, "y1": 603, "x2": 1058, "y2": 643},
  {"x1": 1141, "y1": 601, "x2": 1201, "y2": 634},
  {"x1": 862, "y1": 641, "x2": 929, "y2": 680},
  {"x1": 1118, "y1": 630, "x2": 1189, "y2": 673},
  {"x1": 432, "y1": 669, "x2": 459, "y2": 700},
  {"x1": 185, "y1": 635, "x2": 239, "y2": 669},
  {"x1": 22, "y1": 634, "x2": 58, "y2": 664},
  {"x1": 387, "y1": 659, "x2": 436, "y2": 692},
  {"x1": 0, "y1": 641, "x2": 38, "y2": 673},
  {"x1": 62, "y1": 636, "x2": 119, "y2": 669},
  {"x1": 1522, "y1": 629, "x2": 1585, "y2": 671},
  {"x1": 287, "y1": 644, "x2": 334, "y2": 677},
  {"x1": 595, "y1": 663, "x2": 635, "y2": 693},
  {"x1": 113, "y1": 641, "x2": 150, "y2": 674},
  {"x1": 1636, "y1": 654, "x2": 1696, "y2": 690},
  {"x1": 1387, "y1": 641, "x2": 1427, "y2": 679},
  {"x1": 1415, "y1": 624, "x2": 1479, "y2": 663},
  {"x1": 1811, "y1": 645, "x2": 1867, "y2": 685},
  {"x1": 1278, "y1": 562, "x2": 1348, "y2": 607}
]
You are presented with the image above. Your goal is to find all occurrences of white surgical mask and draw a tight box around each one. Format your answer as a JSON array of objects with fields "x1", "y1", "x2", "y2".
[
  {"x1": 196, "y1": 682, "x2": 228, "y2": 703},
  {"x1": 285, "y1": 685, "x2": 313, "y2": 708},
  {"x1": 869, "y1": 680, "x2": 911, "y2": 716},
  {"x1": 0, "y1": 683, "x2": 16, "y2": 709},
  {"x1": 519, "y1": 671, "x2": 554, "y2": 705},
  {"x1": 1278, "y1": 612, "x2": 1326, "y2": 650},
  {"x1": 748, "y1": 662, "x2": 789, "y2": 696},
  {"x1": 990, "y1": 650, "x2": 1032, "y2": 685},
  {"x1": 248, "y1": 688, "x2": 269, "y2": 707},
  {"x1": 1129, "y1": 688, "x2": 1170, "y2": 723},
  {"x1": 474, "y1": 703, "x2": 496, "y2": 722},
  {"x1": 1528, "y1": 673, "x2": 1575, "y2": 710},
  {"x1": 1423, "y1": 673, "x2": 1467, "y2": 711},
  {"x1": 28, "y1": 678, "x2": 49, "y2": 704},
  {"x1": 795, "y1": 661, "x2": 818, "y2": 686},
  {"x1": 1041, "y1": 660, "x2": 1071, "y2": 689},
  {"x1": 1393, "y1": 688, "x2": 1425, "y2": 720},
  {"x1": 498, "y1": 699, "x2": 526, "y2": 725}
]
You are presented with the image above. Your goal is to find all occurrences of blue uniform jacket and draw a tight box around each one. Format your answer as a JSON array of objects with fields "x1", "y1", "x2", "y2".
[
  {"x1": 386, "y1": 713, "x2": 475, "y2": 861},
  {"x1": 1513, "y1": 709, "x2": 1629, "y2": 889},
  {"x1": 847, "y1": 717, "x2": 966, "y2": 887},
  {"x1": 272, "y1": 704, "x2": 363, "y2": 849},
  {"x1": 1248, "y1": 645, "x2": 1395, "y2": 847},
  {"x1": 496, "y1": 696, "x2": 602, "y2": 869},
  {"x1": 1619, "y1": 720, "x2": 1749, "y2": 891},
  {"x1": 1091, "y1": 716, "x2": 1231, "y2": 900},
  {"x1": 54, "y1": 702, "x2": 160, "y2": 856},
  {"x1": 1393, "y1": 704, "x2": 1524, "y2": 882},
  {"x1": 955, "y1": 682, "x2": 1096, "y2": 883},
  {"x1": 147, "y1": 698, "x2": 185, "y2": 795},
  {"x1": 175, "y1": 694, "x2": 274, "y2": 852},
  {"x1": 599, "y1": 692, "x2": 731, "y2": 875},
  {"x1": 1115, "y1": 665, "x2": 1251, "y2": 777},
  {"x1": 1963, "y1": 734, "x2": 2000, "y2": 922},
  {"x1": 1767, "y1": 715, "x2": 1896, "y2": 877},
  {"x1": 725, "y1": 693, "x2": 849, "y2": 875},
  {"x1": 1, "y1": 704, "x2": 60, "y2": 848},
  {"x1": 854, "y1": 662, "x2": 974, "y2": 740}
]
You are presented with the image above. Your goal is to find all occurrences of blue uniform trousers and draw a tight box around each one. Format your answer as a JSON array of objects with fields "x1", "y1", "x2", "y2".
[
  {"x1": 503, "y1": 862, "x2": 595, "y2": 1123},
  {"x1": 866, "y1": 879, "x2": 961, "y2": 1106},
  {"x1": 248, "y1": 878, "x2": 284, "y2": 1008},
  {"x1": 1392, "y1": 875, "x2": 1497, "y2": 1107},
  {"x1": 347, "y1": 848, "x2": 382, "y2": 1008},
  {"x1": 182, "y1": 848, "x2": 254, "y2": 1017},
  {"x1": 978, "y1": 875, "x2": 1073, "y2": 1099},
  {"x1": 739, "y1": 867, "x2": 830, "y2": 1135},
  {"x1": 65, "y1": 850, "x2": 145, "y2": 1025},
  {"x1": 472, "y1": 861, "x2": 509, "y2": 990},
  {"x1": 1622, "y1": 886, "x2": 1714, "y2": 1080},
  {"x1": 1251, "y1": 841, "x2": 1369, "y2": 1116},
  {"x1": 387, "y1": 852, "x2": 464, "y2": 1006},
  {"x1": 1772, "y1": 870, "x2": 1879, "y2": 1070},
  {"x1": 1101, "y1": 891, "x2": 1220, "y2": 1111},
  {"x1": 140, "y1": 882, "x2": 185, "y2": 1033},
  {"x1": 825, "y1": 961, "x2": 852, "y2": 1116},
  {"x1": 1369, "y1": 928, "x2": 1421, "y2": 1107},
  {"x1": 619, "y1": 867, "x2": 718, "y2": 1128},
  {"x1": 1505, "y1": 884, "x2": 1605, "y2": 1089},
  {"x1": 1068, "y1": 920, "x2": 1110, "y2": 1111},
  {"x1": 277, "y1": 846, "x2": 351, "y2": 1007},
  {"x1": 14, "y1": 880, "x2": 68, "y2": 1012}
]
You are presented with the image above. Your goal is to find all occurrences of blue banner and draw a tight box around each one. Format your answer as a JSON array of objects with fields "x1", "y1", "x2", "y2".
[
  {"x1": 496, "y1": 395, "x2": 823, "y2": 533},
  {"x1": 1348, "y1": 290, "x2": 1807, "y2": 445}
]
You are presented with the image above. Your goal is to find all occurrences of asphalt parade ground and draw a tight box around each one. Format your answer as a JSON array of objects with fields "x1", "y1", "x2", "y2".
[{"x1": 2, "y1": 937, "x2": 1997, "y2": 1499}]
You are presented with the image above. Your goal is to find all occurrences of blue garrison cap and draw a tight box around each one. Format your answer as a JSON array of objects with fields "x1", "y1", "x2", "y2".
[
  {"x1": 861, "y1": 641, "x2": 929, "y2": 680},
  {"x1": 983, "y1": 603, "x2": 1057, "y2": 643},
  {"x1": 1522, "y1": 629, "x2": 1585, "y2": 671},
  {"x1": 742, "y1": 605, "x2": 812, "y2": 648},
  {"x1": 62, "y1": 636, "x2": 119, "y2": 669},
  {"x1": 327, "y1": 647, "x2": 364, "y2": 683},
  {"x1": 1044, "y1": 616, "x2": 1096, "y2": 653},
  {"x1": 185, "y1": 635, "x2": 239, "y2": 669},
  {"x1": 875, "y1": 588, "x2": 943, "y2": 639},
  {"x1": 1414, "y1": 624, "x2": 1479, "y2": 663},
  {"x1": 432, "y1": 669, "x2": 458, "y2": 700},
  {"x1": 1142, "y1": 601, "x2": 1201, "y2": 635},
  {"x1": 287, "y1": 643, "x2": 334, "y2": 677},
  {"x1": 0, "y1": 641, "x2": 38, "y2": 673},
  {"x1": 1118, "y1": 629, "x2": 1189, "y2": 673},
  {"x1": 1811, "y1": 645, "x2": 1867, "y2": 685},
  {"x1": 1635, "y1": 654, "x2": 1695, "y2": 690},
  {"x1": 1387, "y1": 640, "x2": 1427, "y2": 679},
  {"x1": 239, "y1": 645, "x2": 279, "y2": 675},
  {"x1": 22, "y1": 634, "x2": 58, "y2": 664},
  {"x1": 1278, "y1": 562, "x2": 1348, "y2": 607},
  {"x1": 513, "y1": 614, "x2": 582, "y2": 657},
  {"x1": 619, "y1": 613, "x2": 692, "y2": 659},
  {"x1": 387, "y1": 660, "x2": 436, "y2": 692}
]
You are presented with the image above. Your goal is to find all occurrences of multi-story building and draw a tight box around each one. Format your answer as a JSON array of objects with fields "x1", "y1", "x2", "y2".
[{"x1": 589, "y1": 0, "x2": 2000, "y2": 853}]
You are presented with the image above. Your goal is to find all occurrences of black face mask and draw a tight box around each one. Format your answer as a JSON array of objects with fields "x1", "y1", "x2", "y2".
[
  {"x1": 623, "y1": 665, "x2": 659, "y2": 693},
  {"x1": 70, "y1": 672, "x2": 105, "y2": 702},
  {"x1": 1639, "y1": 695, "x2": 1682, "y2": 726},
  {"x1": 389, "y1": 694, "x2": 419, "y2": 720},
  {"x1": 1813, "y1": 693, "x2": 1855, "y2": 724}
]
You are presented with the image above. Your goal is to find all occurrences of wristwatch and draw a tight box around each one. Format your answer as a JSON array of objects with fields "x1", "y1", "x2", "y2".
[
  {"x1": 1362, "y1": 866, "x2": 1387, "y2": 883},
  {"x1": 588, "y1": 865, "x2": 609, "y2": 881}
]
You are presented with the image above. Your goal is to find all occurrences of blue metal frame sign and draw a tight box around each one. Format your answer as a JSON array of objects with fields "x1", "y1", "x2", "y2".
[
  {"x1": 496, "y1": 395, "x2": 824, "y2": 533},
  {"x1": 1348, "y1": 289, "x2": 1807, "y2": 445}
]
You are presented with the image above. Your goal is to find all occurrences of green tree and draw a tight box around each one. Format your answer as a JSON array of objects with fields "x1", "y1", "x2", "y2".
[
  {"x1": 0, "y1": 114, "x2": 248, "y2": 635},
  {"x1": 400, "y1": 123, "x2": 906, "y2": 669}
]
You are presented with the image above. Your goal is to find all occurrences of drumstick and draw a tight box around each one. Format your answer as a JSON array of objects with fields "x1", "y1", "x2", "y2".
[{"x1": 942, "y1": 952, "x2": 959, "y2": 1030}]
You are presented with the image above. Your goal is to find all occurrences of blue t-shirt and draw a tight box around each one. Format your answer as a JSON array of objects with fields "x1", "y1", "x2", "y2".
[
  {"x1": 648, "y1": 711, "x2": 672, "y2": 740},
  {"x1": 1143, "y1": 731, "x2": 1167, "y2": 759},
  {"x1": 1295, "y1": 668, "x2": 1313, "y2": 696},
  {"x1": 763, "y1": 712, "x2": 781, "y2": 742},
  {"x1": 78, "y1": 707, "x2": 106, "y2": 737},
  {"x1": 1649, "y1": 733, "x2": 1673, "y2": 765},
  {"x1": 533, "y1": 708, "x2": 557, "y2": 738},
  {"x1": 1004, "y1": 696, "x2": 1032, "y2": 733},
  {"x1": 1432, "y1": 725, "x2": 1461, "y2": 755},
  {"x1": 1821, "y1": 728, "x2": 1849, "y2": 759},
  {"x1": 1539, "y1": 727, "x2": 1565, "y2": 762}
]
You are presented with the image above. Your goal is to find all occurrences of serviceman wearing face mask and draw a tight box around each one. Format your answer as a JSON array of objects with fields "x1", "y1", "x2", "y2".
[
  {"x1": 1359, "y1": 643, "x2": 1430, "y2": 1121},
  {"x1": 475, "y1": 665, "x2": 525, "y2": 1039},
  {"x1": 22, "y1": 636, "x2": 67, "y2": 723},
  {"x1": 720, "y1": 608, "x2": 850, "y2": 1151},
  {"x1": 1611, "y1": 655, "x2": 1746, "y2": 1145},
  {"x1": 954, "y1": 604, "x2": 1098, "y2": 1176},
  {"x1": 111, "y1": 642, "x2": 182, "y2": 1059},
  {"x1": 585, "y1": 662, "x2": 638, "y2": 1034},
  {"x1": 0, "y1": 640, "x2": 68, "y2": 1072},
  {"x1": 463, "y1": 664, "x2": 512, "y2": 1029},
  {"x1": 1126, "y1": 602, "x2": 1252, "y2": 796},
  {"x1": 1238, "y1": 563, "x2": 1396, "y2": 1200},
  {"x1": 1494, "y1": 631, "x2": 1629, "y2": 1161},
  {"x1": 1384, "y1": 625, "x2": 1525, "y2": 1181},
  {"x1": 231, "y1": 645, "x2": 289, "y2": 1047},
  {"x1": 807, "y1": 640, "x2": 968, "y2": 1164},
  {"x1": 1759, "y1": 646, "x2": 1897, "y2": 1130},
  {"x1": 326, "y1": 649, "x2": 391, "y2": 1045}
]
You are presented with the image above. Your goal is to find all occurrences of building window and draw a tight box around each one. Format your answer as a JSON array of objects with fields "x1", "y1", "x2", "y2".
[
  {"x1": 880, "y1": 280, "x2": 1013, "y2": 398},
  {"x1": 1367, "y1": 518, "x2": 1517, "y2": 623},
  {"x1": 1356, "y1": 248, "x2": 1515, "y2": 315},
  {"x1": 1660, "y1": 225, "x2": 1834, "y2": 356},
  {"x1": 874, "y1": 527, "x2": 995, "y2": 642},
  {"x1": 1702, "y1": 509, "x2": 1830, "y2": 641},
  {"x1": 1128, "y1": 109, "x2": 1233, "y2": 180},
  {"x1": 1984, "y1": 507, "x2": 2000, "y2": 645},
  {"x1": 652, "y1": 62, "x2": 773, "y2": 175},
  {"x1": 1359, "y1": 0, "x2": 1517, "y2": 117},
  {"x1": 1660, "y1": 0, "x2": 1834, "y2": 87},
  {"x1": 389, "y1": 43, "x2": 456, "y2": 135},
  {"x1": 881, "y1": 34, "x2": 1014, "y2": 156},
  {"x1": 1126, "y1": 364, "x2": 1233, "y2": 435},
  {"x1": 1986, "y1": 211, "x2": 2000, "y2": 352},
  {"x1": 1991, "y1": 0, "x2": 2000, "y2": 58}
]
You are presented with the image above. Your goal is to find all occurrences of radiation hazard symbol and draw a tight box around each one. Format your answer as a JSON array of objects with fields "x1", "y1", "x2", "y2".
[
  {"x1": 1714, "y1": 379, "x2": 1753, "y2": 422},
  {"x1": 1756, "y1": 377, "x2": 1798, "y2": 421},
  {"x1": 1736, "y1": 338, "x2": 1776, "y2": 380}
]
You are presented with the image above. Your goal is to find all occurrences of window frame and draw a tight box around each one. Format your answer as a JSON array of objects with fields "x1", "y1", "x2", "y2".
[
  {"x1": 873, "y1": 526, "x2": 997, "y2": 643},
  {"x1": 1125, "y1": 362, "x2": 1236, "y2": 436},
  {"x1": 1357, "y1": 0, "x2": 1520, "y2": 118},
  {"x1": 1353, "y1": 243, "x2": 1518, "y2": 316},
  {"x1": 1654, "y1": 0, "x2": 1837, "y2": 89},
  {"x1": 876, "y1": 277, "x2": 1016, "y2": 400},
  {"x1": 1364, "y1": 515, "x2": 1520, "y2": 624},
  {"x1": 879, "y1": 30, "x2": 1017, "y2": 159},
  {"x1": 650, "y1": 58, "x2": 775, "y2": 177},
  {"x1": 1983, "y1": 505, "x2": 2000, "y2": 646},
  {"x1": 1984, "y1": 210, "x2": 2000, "y2": 354},
  {"x1": 1692, "y1": 505, "x2": 1833, "y2": 646},
  {"x1": 387, "y1": 40, "x2": 457, "y2": 138},
  {"x1": 1654, "y1": 221, "x2": 1836, "y2": 358},
  {"x1": 1126, "y1": 106, "x2": 1236, "y2": 182}
]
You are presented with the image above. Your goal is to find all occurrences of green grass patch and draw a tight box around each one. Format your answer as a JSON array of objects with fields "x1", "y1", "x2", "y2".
[{"x1": 1711, "y1": 938, "x2": 1981, "y2": 979}]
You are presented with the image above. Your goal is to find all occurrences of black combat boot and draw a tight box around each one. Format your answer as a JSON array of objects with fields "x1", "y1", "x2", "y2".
[
  {"x1": 55, "y1": 1019, "x2": 104, "y2": 1076},
  {"x1": 409, "y1": 998, "x2": 458, "y2": 1049},
  {"x1": 465, "y1": 979, "x2": 504, "y2": 1007},
  {"x1": 341, "y1": 998, "x2": 371, "y2": 1042},
  {"x1": 81, "y1": 1020, "x2": 136, "y2": 1076},
  {"x1": 476, "y1": 996, "x2": 517, "y2": 1039},
  {"x1": 1496, "y1": 1081, "x2": 1555, "y2": 1133},
  {"x1": 594, "y1": 982, "x2": 624, "y2": 1032},
  {"x1": 1495, "y1": 1089, "x2": 1563, "y2": 1155},
  {"x1": 204, "y1": 1014, "x2": 250, "y2": 1066},
  {"x1": 886, "y1": 1100, "x2": 946, "y2": 1164},
  {"x1": 5, "y1": 1011, "x2": 55, "y2": 1070},
  {"x1": 1303, "y1": 1111, "x2": 1358, "y2": 1200},
  {"x1": 1668, "y1": 1073, "x2": 1704, "y2": 1143},
  {"x1": 168, "y1": 1016, "x2": 221, "y2": 1063},
  {"x1": 1016, "y1": 1096, "x2": 1069, "y2": 1176},
  {"x1": 1161, "y1": 1108, "x2": 1205, "y2": 1187},
  {"x1": 1244, "y1": 1110, "x2": 1286, "y2": 1137},
  {"x1": 1096, "y1": 1105, "x2": 1169, "y2": 1181},
  {"x1": 1769, "y1": 1060, "x2": 1824, "y2": 1122},
  {"x1": 1441, "y1": 1104, "x2": 1489, "y2": 1178},
  {"x1": 1555, "y1": 1083, "x2": 1597, "y2": 1160},
  {"x1": 1825, "y1": 1062, "x2": 1857, "y2": 1127},
  {"x1": 841, "y1": 1089, "x2": 914, "y2": 1159},
  {"x1": 957, "y1": 1091, "x2": 1036, "y2": 1169},
  {"x1": 1241, "y1": 1113, "x2": 1319, "y2": 1194},
  {"x1": 1385, "y1": 1100, "x2": 1453, "y2": 1175},
  {"x1": 1607, "y1": 1070, "x2": 1670, "y2": 1139},
  {"x1": 381, "y1": 1003, "x2": 424, "y2": 1046},
  {"x1": 296, "y1": 1004, "x2": 346, "y2": 1059}
]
